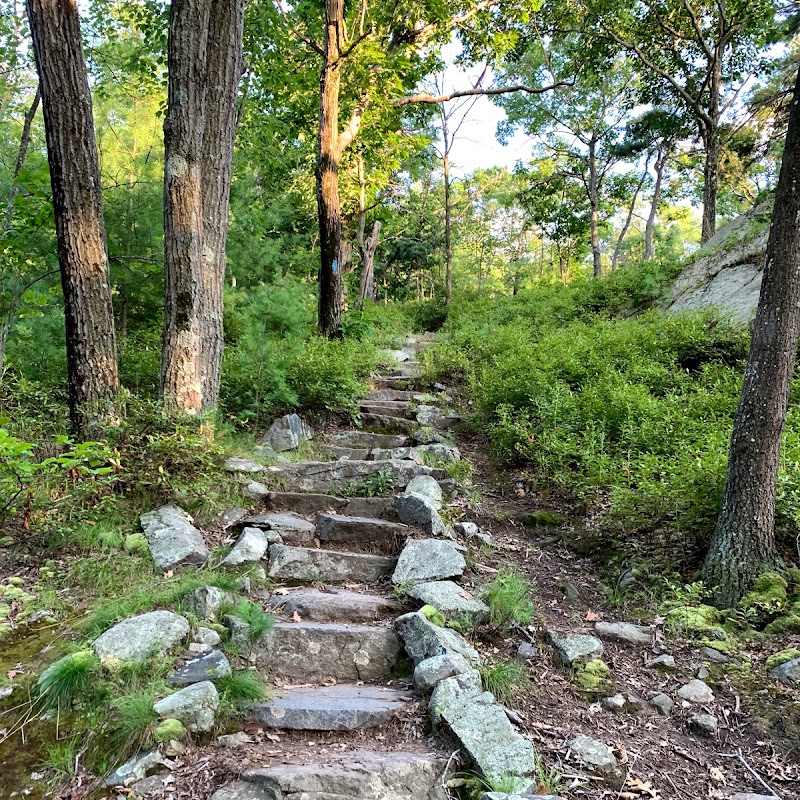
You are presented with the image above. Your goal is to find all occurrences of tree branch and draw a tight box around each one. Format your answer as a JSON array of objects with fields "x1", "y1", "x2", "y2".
[{"x1": 392, "y1": 80, "x2": 573, "y2": 106}]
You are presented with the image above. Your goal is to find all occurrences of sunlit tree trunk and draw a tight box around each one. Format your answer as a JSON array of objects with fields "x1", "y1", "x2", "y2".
[
  {"x1": 645, "y1": 148, "x2": 667, "y2": 260},
  {"x1": 700, "y1": 56, "x2": 722, "y2": 243},
  {"x1": 701, "y1": 70, "x2": 800, "y2": 607},
  {"x1": 588, "y1": 136, "x2": 602, "y2": 277},
  {"x1": 316, "y1": 0, "x2": 344, "y2": 338},
  {"x1": 26, "y1": 0, "x2": 118, "y2": 434},
  {"x1": 199, "y1": 0, "x2": 245, "y2": 410}
]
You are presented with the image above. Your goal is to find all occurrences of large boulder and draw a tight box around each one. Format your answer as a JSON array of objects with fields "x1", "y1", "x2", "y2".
[
  {"x1": 220, "y1": 527, "x2": 269, "y2": 568},
  {"x1": 393, "y1": 492, "x2": 451, "y2": 537},
  {"x1": 261, "y1": 413, "x2": 314, "y2": 452},
  {"x1": 407, "y1": 580, "x2": 489, "y2": 622},
  {"x1": 392, "y1": 539, "x2": 465, "y2": 585},
  {"x1": 153, "y1": 680, "x2": 218, "y2": 732},
  {"x1": 405, "y1": 475, "x2": 443, "y2": 509},
  {"x1": 139, "y1": 505, "x2": 208, "y2": 570},
  {"x1": 92, "y1": 611, "x2": 189, "y2": 664}
]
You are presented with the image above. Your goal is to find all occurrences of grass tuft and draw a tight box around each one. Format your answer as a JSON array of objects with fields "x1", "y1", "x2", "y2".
[
  {"x1": 482, "y1": 569, "x2": 534, "y2": 630},
  {"x1": 478, "y1": 660, "x2": 530, "y2": 706},
  {"x1": 37, "y1": 650, "x2": 98, "y2": 711}
]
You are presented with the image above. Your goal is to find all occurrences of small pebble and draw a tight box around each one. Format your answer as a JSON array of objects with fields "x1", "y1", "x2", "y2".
[
  {"x1": 649, "y1": 693, "x2": 673, "y2": 716},
  {"x1": 646, "y1": 654, "x2": 676, "y2": 670}
]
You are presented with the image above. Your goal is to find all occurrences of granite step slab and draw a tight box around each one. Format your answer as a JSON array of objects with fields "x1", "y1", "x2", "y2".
[
  {"x1": 359, "y1": 413, "x2": 418, "y2": 435},
  {"x1": 249, "y1": 683, "x2": 411, "y2": 730},
  {"x1": 266, "y1": 587, "x2": 402, "y2": 623},
  {"x1": 262, "y1": 492, "x2": 397, "y2": 520},
  {"x1": 240, "y1": 512, "x2": 316, "y2": 545},
  {"x1": 317, "y1": 445, "x2": 372, "y2": 461},
  {"x1": 359, "y1": 401, "x2": 415, "y2": 419},
  {"x1": 316, "y1": 513, "x2": 409, "y2": 547},
  {"x1": 254, "y1": 622, "x2": 401, "y2": 681},
  {"x1": 266, "y1": 543, "x2": 396, "y2": 583},
  {"x1": 327, "y1": 431, "x2": 409, "y2": 449},
  {"x1": 366, "y1": 389, "x2": 415, "y2": 402}
]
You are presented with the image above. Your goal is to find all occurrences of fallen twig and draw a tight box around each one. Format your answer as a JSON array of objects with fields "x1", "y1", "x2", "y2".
[{"x1": 716, "y1": 748, "x2": 780, "y2": 799}]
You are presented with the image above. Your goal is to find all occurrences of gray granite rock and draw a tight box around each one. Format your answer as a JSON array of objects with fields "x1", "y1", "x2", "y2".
[
  {"x1": 266, "y1": 544, "x2": 395, "y2": 583},
  {"x1": 241, "y1": 512, "x2": 316, "y2": 546},
  {"x1": 254, "y1": 622, "x2": 400, "y2": 682},
  {"x1": 139, "y1": 504, "x2": 209, "y2": 570},
  {"x1": 688, "y1": 712, "x2": 718, "y2": 737},
  {"x1": 646, "y1": 654, "x2": 676, "y2": 670},
  {"x1": 594, "y1": 621, "x2": 651, "y2": 647},
  {"x1": 261, "y1": 413, "x2": 314, "y2": 452},
  {"x1": 649, "y1": 693, "x2": 674, "y2": 716},
  {"x1": 182, "y1": 585, "x2": 237, "y2": 622},
  {"x1": 250, "y1": 683, "x2": 410, "y2": 730},
  {"x1": 405, "y1": 475, "x2": 443, "y2": 509},
  {"x1": 392, "y1": 539, "x2": 465, "y2": 585},
  {"x1": 239, "y1": 750, "x2": 448, "y2": 800},
  {"x1": 395, "y1": 611, "x2": 480, "y2": 665},
  {"x1": 601, "y1": 692, "x2": 652, "y2": 715},
  {"x1": 242, "y1": 480, "x2": 270, "y2": 500},
  {"x1": 547, "y1": 630, "x2": 604, "y2": 666},
  {"x1": 194, "y1": 627, "x2": 221, "y2": 646},
  {"x1": 216, "y1": 731, "x2": 254, "y2": 748},
  {"x1": 316, "y1": 513, "x2": 408, "y2": 546},
  {"x1": 701, "y1": 646, "x2": 733, "y2": 663},
  {"x1": 224, "y1": 457, "x2": 267, "y2": 473},
  {"x1": 454, "y1": 521, "x2": 480, "y2": 537},
  {"x1": 93, "y1": 611, "x2": 189, "y2": 664},
  {"x1": 677, "y1": 679, "x2": 715, "y2": 704},
  {"x1": 728, "y1": 794, "x2": 780, "y2": 800},
  {"x1": 413, "y1": 653, "x2": 473, "y2": 693},
  {"x1": 168, "y1": 649, "x2": 231, "y2": 685},
  {"x1": 153, "y1": 681, "x2": 218, "y2": 732},
  {"x1": 406, "y1": 580, "x2": 489, "y2": 621},
  {"x1": 516, "y1": 642, "x2": 537, "y2": 662},
  {"x1": 218, "y1": 507, "x2": 248, "y2": 529},
  {"x1": 209, "y1": 783, "x2": 270, "y2": 800},
  {"x1": 266, "y1": 587, "x2": 401, "y2": 623},
  {"x1": 569, "y1": 734, "x2": 621, "y2": 784},
  {"x1": 770, "y1": 656, "x2": 800, "y2": 687},
  {"x1": 101, "y1": 748, "x2": 168, "y2": 788},
  {"x1": 393, "y1": 492, "x2": 451, "y2": 537},
  {"x1": 221, "y1": 527, "x2": 269, "y2": 567}
]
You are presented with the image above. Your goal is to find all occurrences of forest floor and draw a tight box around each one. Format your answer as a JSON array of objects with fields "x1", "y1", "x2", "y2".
[{"x1": 0, "y1": 335, "x2": 799, "y2": 800}]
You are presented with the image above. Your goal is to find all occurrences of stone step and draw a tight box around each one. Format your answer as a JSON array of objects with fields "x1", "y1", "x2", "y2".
[
  {"x1": 371, "y1": 376, "x2": 415, "y2": 390},
  {"x1": 359, "y1": 400, "x2": 415, "y2": 418},
  {"x1": 264, "y1": 491, "x2": 396, "y2": 520},
  {"x1": 367, "y1": 389, "x2": 415, "y2": 402},
  {"x1": 264, "y1": 459, "x2": 444, "y2": 494},
  {"x1": 240, "y1": 512, "x2": 316, "y2": 545},
  {"x1": 317, "y1": 444, "x2": 371, "y2": 461},
  {"x1": 359, "y1": 413, "x2": 417, "y2": 435},
  {"x1": 249, "y1": 683, "x2": 412, "y2": 731},
  {"x1": 327, "y1": 431, "x2": 409, "y2": 449},
  {"x1": 266, "y1": 543, "x2": 396, "y2": 583},
  {"x1": 266, "y1": 587, "x2": 402, "y2": 623},
  {"x1": 216, "y1": 751, "x2": 446, "y2": 800},
  {"x1": 254, "y1": 622, "x2": 401, "y2": 681},
  {"x1": 316, "y1": 513, "x2": 409, "y2": 548}
]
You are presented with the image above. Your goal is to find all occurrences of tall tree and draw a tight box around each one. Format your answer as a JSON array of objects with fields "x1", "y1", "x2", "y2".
[
  {"x1": 161, "y1": 0, "x2": 244, "y2": 412},
  {"x1": 26, "y1": 0, "x2": 119, "y2": 433},
  {"x1": 701, "y1": 68, "x2": 800, "y2": 607}
]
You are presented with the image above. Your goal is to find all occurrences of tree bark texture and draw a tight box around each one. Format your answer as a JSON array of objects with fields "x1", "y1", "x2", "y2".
[
  {"x1": 645, "y1": 148, "x2": 666, "y2": 260},
  {"x1": 316, "y1": 0, "x2": 344, "y2": 338},
  {"x1": 700, "y1": 56, "x2": 722, "y2": 243},
  {"x1": 357, "y1": 220, "x2": 380, "y2": 305},
  {"x1": 161, "y1": 0, "x2": 244, "y2": 412},
  {"x1": 26, "y1": 0, "x2": 119, "y2": 433},
  {"x1": 588, "y1": 137, "x2": 602, "y2": 277},
  {"x1": 701, "y1": 69, "x2": 800, "y2": 607},
  {"x1": 199, "y1": 0, "x2": 245, "y2": 409}
]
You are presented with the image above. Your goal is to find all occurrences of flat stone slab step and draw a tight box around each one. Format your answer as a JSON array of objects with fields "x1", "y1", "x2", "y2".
[
  {"x1": 266, "y1": 543, "x2": 396, "y2": 583},
  {"x1": 371, "y1": 376, "x2": 416, "y2": 389},
  {"x1": 266, "y1": 587, "x2": 402, "y2": 623},
  {"x1": 264, "y1": 492, "x2": 396, "y2": 520},
  {"x1": 264, "y1": 459, "x2": 444, "y2": 494},
  {"x1": 249, "y1": 683, "x2": 412, "y2": 730},
  {"x1": 255, "y1": 622, "x2": 401, "y2": 681},
  {"x1": 359, "y1": 401, "x2": 415, "y2": 418},
  {"x1": 316, "y1": 513, "x2": 409, "y2": 547},
  {"x1": 327, "y1": 431, "x2": 409, "y2": 449},
  {"x1": 359, "y1": 413, "x2": 417, "y2": 434},
  {"x1": 317, "y1": 444, "x2": 371, "y2": 461},
  {"x1": 231, "y1": 750, "x2": 447, "y2": 800},
  {"x1": 240, "y1": 512, "x2": 316, "y2": 545},
  {"x1": 367, "y1": 389, "x2": 414, "y2": 402}
]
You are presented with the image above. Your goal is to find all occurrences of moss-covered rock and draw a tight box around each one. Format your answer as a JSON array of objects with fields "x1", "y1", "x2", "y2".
[
  {"x1": 124, "y1": 533, "x2": 149, "y2": 555},
  {"x1": 764, "y1": 648, "x2": 800, "y2": 673},
  {"x1": 666, "y1": 604, "x2": 730, "y2": 642},
  {"x1": 573, "y1": 659, "x2": 613, "y2": 692},
  {"x1": 154, "y1": 718, "x2": 185, "y2": 742},
  {"x1": 7, "y1": 577, "x2": 24, "y2": 587},
  {"x1": 520, "y1": 510, "x2": 569, "y2": 528},
  {"x1": 740, "y1": 572, "x2": 788, "y2": 611},
  {"x1": 764, "y1": 602, "x2": 800, "y2": 635},
  {"x1": 420, "y1": 604, "x2": 446, "y2": 628}
]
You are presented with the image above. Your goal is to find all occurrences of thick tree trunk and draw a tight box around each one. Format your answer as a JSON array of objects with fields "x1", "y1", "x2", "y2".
[
  {"x1": 645, "y1": 149, "x2": 666, "y2": 260},
  {"x1": 701, "y1": 70, "x2": 800, "y2": 607},
  {"x1": 199, "y1": 0, "x2": 245, "y2": 410},
  {"x1": 357, "y1": 220, "x2": 381, "y2": 305},
  {"x1": 701, "y1": 59, "x2": 722, "y2": 243},
  {"x1": 588, "y1": 137, "x2": 602, "y2": 277},
  {"x1": 316, "y1": 0, "x2": 344, "y2": 338},
  {"x1": 161, "y1": 0, "x2": 212, "y2": 413},
  {"x1": 26, "y1": 0, "x2": 118, "y2": 433}
]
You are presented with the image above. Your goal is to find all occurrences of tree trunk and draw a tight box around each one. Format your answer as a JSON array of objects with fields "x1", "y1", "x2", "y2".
[
  {"x1": 611, "y1": 157, "x2": 648, "y2": 271},
  {"x1": 199, "y1": 0, "x2": 245, "y2": 410},
  {"x1": 357, "y1": 220, "x2": 381, "y2": 305},
  {"x1": 588, "y1": 137, "x2": 602, "y2": 277},
  {"x1": 26, "y1": 0, "x2": 118, "y2": 434},
  {"x1": 161, "y1": 0, "x2": 212, "y2": 413},
  {"x1": 701, "y1": 69, "x2": 800, "y2": 607},
  {"x1": 701, "y1": 57, "x2": 722, "y2": 243},
  {"x1": 645, "y1": 148, "x2": 666, "y2": 260},
  {"x1": 316, "y1": 0, "x2": 344, "y2": 338},
  {"x1": 3, "y1": 85, "x2": 40, "y2": 232},
  {"x1": 442, "y1": 107, "x2": 453, "y2": 305}
]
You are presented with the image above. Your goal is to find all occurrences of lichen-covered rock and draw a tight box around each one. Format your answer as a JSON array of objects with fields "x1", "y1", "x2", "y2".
[
  {"x1": 139, "y1": 504, "x2": 209, "y2": 570},
  {"x1": 224, "y1": 457, "x2": 267, "y2": 473},
  {"x1": 182, "y1": 586, "x2": 238, "y2": 622},
  {"x1": 770, "y1": 656, "x2": 800, "y2": 687},
  {"x1": 261, "y1": 413, "x2": 314, "y2": 452},
  {"x1": 101, "y1": 749, "x2": 168, "y2": 788},
  {"x1": 220, "y1": 527, "x2": 269, "y2": 567},
  {"x1": 406, "y1": 580, "x2": 489, "y2": 622},
  {"x1": 395, "y1": 611, "x2": 480, "y2": 665},
  {"x1": 413, "y1": 653, "x2": 473, "y2": 693},
  {"x1": 547, "y1": 630, "x2": 603, "y2": 666},
  {"x1": 153, "y1": 681, "x2": 219, "y2": 732},
  {"x1": 594, "y1": 621, "x2": 651, "y2": 647},
  {"x1": 404, "y1": 475, "x2": 443, "y2": 509},
  {"x1": 568, "y1": 734, "x2": 621, "y2": 784},
  {"x1": 393, "y1": 492, "x2": 451, "y2": 537},
  {"x1": 93, "y1": 611, "x2": 189, "y2": 664},
  {"x1": 168, "y1": 649, "x2": 231, "y2": 685},
  {"x1": 392, "y1": 540, "x2": 465, "y2": 585}
]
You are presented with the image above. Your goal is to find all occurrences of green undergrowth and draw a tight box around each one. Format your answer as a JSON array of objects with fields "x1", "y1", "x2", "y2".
[
  {"x1": 482, "y1": 569, "x2": 535, "y2": 631},
  {"x1": 429, "y1": 261, "x2": 800, "y2": 576},
  {"x1": 478, "y1": 660, "x2": 530, "y2": 706}
]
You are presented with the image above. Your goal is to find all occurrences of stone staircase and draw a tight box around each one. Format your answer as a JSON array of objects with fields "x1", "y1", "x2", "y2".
[{"x1": 208, "y1": 333, "x2": 535, "y2": 799}]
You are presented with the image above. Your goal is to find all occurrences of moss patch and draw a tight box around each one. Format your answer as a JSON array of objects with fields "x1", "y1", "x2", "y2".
[
  {"x1": 665, "y1": 604, "x2": 731, "y2": 643},
  {"x1": 764, "y1": 601, "x2": 800, "y2": 635},
  {"x1": 764, "y1": 648, "x2": 800, "y2": 673},
  {"x1": 154, "y1": 718, "x2": 185, "y2": 742},
  {"x1": 572, "y1": 658, "x2": 613, "y2": 692},
  {"x1": 420, "y1": 605, "x2": 446, "y2": 628},
  {"x1": 740, "y1": 572, "x2": 788, "y2": 610},
  {"x1": 124, "y1": 533, "x2": 149, "y2": 555}
]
